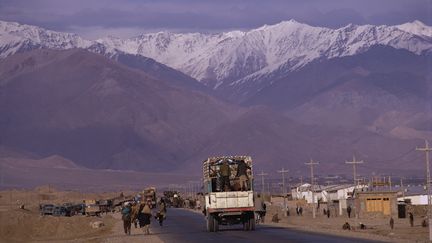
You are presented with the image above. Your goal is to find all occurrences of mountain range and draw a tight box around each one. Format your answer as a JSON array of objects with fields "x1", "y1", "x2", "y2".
[{"x1": 0, "y1": 20, "x2": 431, "y2": 182}]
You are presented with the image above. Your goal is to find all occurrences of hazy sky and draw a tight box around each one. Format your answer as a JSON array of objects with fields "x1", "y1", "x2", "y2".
[{"x1": 0, "y1": 0, "x2": 430, "y2": 39}]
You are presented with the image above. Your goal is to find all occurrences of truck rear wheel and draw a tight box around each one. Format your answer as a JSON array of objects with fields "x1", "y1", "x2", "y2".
[
  {"x1": 213, "y1": 217, "x2": 219, "y2": 232},
  {"x1": 243, "y1": 215, "x2": 251, "y2": 231},
  {"x1": 249, "y1": 216, "x2": 256, "y2": 231},
  {"x1": 207, "y1": 214, "x2": 215, "y2": 232}
]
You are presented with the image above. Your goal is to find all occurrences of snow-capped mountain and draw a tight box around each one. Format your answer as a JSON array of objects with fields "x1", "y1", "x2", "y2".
[
  {"x1": 96, "y1": 20, "x2": 432, "y2": 89},
  {"x1": 0, "y1": 19, "x2": 431, "y2": 93},
  {"x1": 0, "y1": 21, "x2": 91, "y2": 58}
]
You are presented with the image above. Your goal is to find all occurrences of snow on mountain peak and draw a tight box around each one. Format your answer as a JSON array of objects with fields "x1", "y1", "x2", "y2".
[
  {"x1": 0, "y1": 19, "x2": 431, "y2": 90},
  {"x1": 396, "y1": 20, "x2": 432, "y2": 37},
  {"x1": 0, "y1": 20, "x2": 91, "y2": 58}
]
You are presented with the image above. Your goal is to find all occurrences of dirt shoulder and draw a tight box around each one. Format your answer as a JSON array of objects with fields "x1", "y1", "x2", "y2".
[
  {"x1": 0, "y1": 188, "x2": 163, "y2": 242},
  {"x1": 264, "y1": 205, "x2": 428, "y2": 243},
  {"x1": 0, "y1": 208, "x2": 116, "y2": 242}
]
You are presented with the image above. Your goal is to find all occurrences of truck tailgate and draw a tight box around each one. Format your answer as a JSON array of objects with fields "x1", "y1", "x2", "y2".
[{"x1": 208, "y1": 191, "x2": 254, "y2": 209}]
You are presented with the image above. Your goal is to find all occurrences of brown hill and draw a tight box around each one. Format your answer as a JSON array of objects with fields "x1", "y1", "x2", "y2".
[
  {"x1": 244, "y1": 46, "x2": 432, "y2": 134},
  {"x1": 0, "y1": 48, "x2": 427, "y2": 184},
  {"x1": 185, "y1": 107, "x2": 424, "y2": 176},
  {"x1": 0, "y1": 49, "x2": 236, "y2": 171}
]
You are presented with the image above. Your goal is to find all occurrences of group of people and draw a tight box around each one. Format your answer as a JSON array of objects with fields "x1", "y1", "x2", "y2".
[
  {"x1": 218, "y1": 159, "x2": 251, "y2": 192},
  {"x1": 121, "y1": 198, "x2": 167, "y2": 235}
]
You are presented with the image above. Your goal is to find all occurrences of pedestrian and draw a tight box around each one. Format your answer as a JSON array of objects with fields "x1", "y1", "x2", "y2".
[
  {"x1": 299, "y1": 207, "x2": 303, "y2": 216},
  {"x1": 422, "y1": 218, "x2": 428, "y2": 227},
  {"x1": 409, "y1": 212, "x2": 414, "y2": 227},
  {"x1": 219, "y1": 159, "x2": 231, "y2": 191},
  {"x1": 347, "y1": 205, "x2": 352, "y2": 218},
  {"x1": 236, "y1": 160, "x2": 251, "y2": 191},
  {"x1": 327, "y1": 208, "x2": 330, "y2": 218},
  {"x1": 323, "y1": 208, "x2": 326, "y2": 216},
  {"x1": 121, "y1": 202, "x2": 132, "y2": 235},
  {"x1": 139, "y1": 200, "x2": 152, "y2": 235},
  {"x1": 131, "y1": 201, "x2": 139, "y2": 228},
  {"x1": 255, "y1": 194, "x2": 266, "y2": 223},
  {"x1": 156, "y1": 199, "x2": 167, "y2": 226},
  {"x1": 389, "y1": 217, "x2": 394, "y2": 230}
]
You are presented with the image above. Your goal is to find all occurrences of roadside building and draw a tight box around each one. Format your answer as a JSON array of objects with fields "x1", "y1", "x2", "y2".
[{"x1": 356, "y1": 191, "x2": 398, "y2": 218}]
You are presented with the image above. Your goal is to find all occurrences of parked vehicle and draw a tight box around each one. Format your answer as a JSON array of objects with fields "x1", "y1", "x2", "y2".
[
  {"x1": 40, "y1": 204, "x2": 55, "y2": 215},
  {"x1": 53, "y1": 206, "x2": 71, "y2": 217},
  {"x1": 84, "y1": 200, "x2": 101, "y2": 216},
  {"x1": 99, "y1": 199, "x2": 114, "y2": 213},
  {"x1": 203, "y1": 156, "x2": 255, "y2": 232}
]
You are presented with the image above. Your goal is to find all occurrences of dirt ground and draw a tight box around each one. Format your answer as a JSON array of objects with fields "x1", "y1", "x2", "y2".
[
  {"x1": 0, "y1": 187, "x2": 162, "y2": 242},
  {"x1": 265, "y1": 204, "x2": 429, "y2": 243}
]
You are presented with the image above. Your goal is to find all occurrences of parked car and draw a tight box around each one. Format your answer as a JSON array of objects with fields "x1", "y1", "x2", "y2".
[
  {"x1": 53, "y1": 206, "x2": 71, "y2": 217},
  {"x1": 40, "y1": 204, "x2": 55, "y2": 215}
]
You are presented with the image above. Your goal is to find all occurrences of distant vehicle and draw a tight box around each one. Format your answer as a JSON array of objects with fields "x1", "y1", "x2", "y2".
[
  {"x1": 99, "y1": 199, "x2": 114, "y2": 213},
  {"x1": 142, "y1": 187, "x2": 157, "y2": 208},
  {"x1": 40, "y1": 204, "x2": 55, "y2": 215},
  {"x1": 163, "y1": 191, "x2": 179, "y2": 207},
  {"x1": 53, "y1": 206, "x2": 71, "y2": 217},
  {"x1": 65, "y1": 203, "x2": 84, "y2": 216},
  {"x1": 203, "y1": 156, "x2": 255, "y2": 232},
  {"x1": 84, "y1": 200, "x2": 101, "y2": 216}
]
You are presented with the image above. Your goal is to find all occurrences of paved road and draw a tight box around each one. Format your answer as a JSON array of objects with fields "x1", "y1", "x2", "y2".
[{"x1": 150, "y1": 208, "x2": 380, "y2": 243}]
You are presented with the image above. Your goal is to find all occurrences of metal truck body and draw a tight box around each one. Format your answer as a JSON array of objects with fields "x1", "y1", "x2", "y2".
[{"x1": 203, "y1": 156, "x2": 255, "y2": 232}]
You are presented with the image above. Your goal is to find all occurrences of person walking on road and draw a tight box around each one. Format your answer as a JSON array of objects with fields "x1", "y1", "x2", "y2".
[
  {"x1": 255, "y1": 194, "x2": 266, "y2": 223},
  {"x1": 139, "y1": 200, "x2": 152, "y2": 235},
  {"x1": 326, "y1": 209, "x2": 330, "y2": 218},
  {"x1": 156, "y1": 199, "x2": 167, "y2": 226},
  {"x1": 131, "y1": 201, "x2": 140, "y2": 228},
  {"x1": 347, "y1": 205, "x2": 352, "y2": 218},
  {"x1": 121, "y1": 202, "x2": 132, "y2": 235},
  {"x1": 409, "y1": 212, "x2": 414, "y2": 227}
]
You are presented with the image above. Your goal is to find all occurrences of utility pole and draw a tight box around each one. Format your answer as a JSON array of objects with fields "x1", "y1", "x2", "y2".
[
  {"x1": 416, "y1": 140, "x2": 432, "y2": 241},
  {"x1": 389, "y1": 175, "x2": 392, "y2": 191},
  {"x1": 345, "y1": 155, "x2": 364, "y2": 188},
  {"x1": 257, "y1": 171, "x2": 268, "y2": 195},
  {"x1": 277, "y1": 168, "x2": 289, "y2": 216},
  {"x1": 400, "y1": 177, "x2": 405, "y2": 199},
  {"x1": 305, "y1": 159, "x2": 319, "y2": 219},
  {"x1": 345, "y1": 155, "x2": 364, "y2": 222}
]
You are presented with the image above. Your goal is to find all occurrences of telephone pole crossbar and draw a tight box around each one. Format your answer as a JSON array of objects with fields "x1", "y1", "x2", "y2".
[
  {"x1": 257, "y1": 171, "x2": 268, "y2": 194},
  {"x1": 305, "y1": 159, "x2": 319, "y2": 219},
  {"x1": 345, "y1": 155, "x2": 364, "y2": 187}
]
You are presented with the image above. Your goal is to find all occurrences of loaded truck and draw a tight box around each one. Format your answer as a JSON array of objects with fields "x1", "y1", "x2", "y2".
[
  {"x1": 203, "y1": 156, "x2": 255, "y2": 232},
  {"x1": 143, "y1": 187, "x2": 157, "y2": 208}
]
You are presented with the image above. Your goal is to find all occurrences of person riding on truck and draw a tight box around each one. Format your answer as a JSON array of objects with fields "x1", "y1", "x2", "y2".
[
  {"x1": 219, "y1": 160, "x2": 231, "y2": 191},
  {"x1": 236, "y1": 160, "x2": 251, "y2": 191}
]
